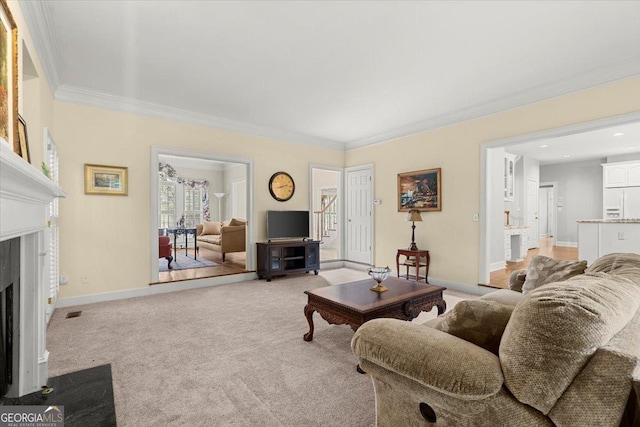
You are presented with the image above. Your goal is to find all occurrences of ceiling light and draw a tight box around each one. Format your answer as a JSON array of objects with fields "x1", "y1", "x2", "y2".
[
  {"x1": 540, "y1": 144, "x2": 549, "y2": 148},
  {"x1": 613, "y1": 132, "x2": 624, "y2": 136},
  {"x1": 563, "y1": 155, "x2": 571, "y2": 158}
]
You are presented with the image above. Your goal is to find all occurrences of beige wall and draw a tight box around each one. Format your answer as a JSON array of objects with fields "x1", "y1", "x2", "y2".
[
  {"x1": 345, "y1": 77, "x2": 640, "y2": 288},
  {"x1": 53, "y1": 102, "x2": 343, "y2": 298}
]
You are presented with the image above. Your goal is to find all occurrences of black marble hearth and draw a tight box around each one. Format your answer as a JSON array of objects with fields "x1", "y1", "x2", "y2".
[{"x1": 0, "y1": 364, "x2": 116, "y2": 426}]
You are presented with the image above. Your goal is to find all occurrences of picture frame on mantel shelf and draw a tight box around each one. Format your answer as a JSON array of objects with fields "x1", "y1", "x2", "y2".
[
  {"x1": 18, "y1": 114, "x2": 30, "y2": 163},
  {"x1": 398, "y1": 168, "x2": 442, "y2": 212},
  {"x1": 84, "y1": 164, "x2": 129, "y2": 196},
  {"x1": 0, "y1": 0, "x2": 19, "y2": 155}
]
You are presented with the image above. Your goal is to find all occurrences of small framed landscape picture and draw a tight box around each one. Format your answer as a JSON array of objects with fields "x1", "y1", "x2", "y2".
[
  {"x1": 84, "y1": 164, "x2": 128, "y2": 196},
  {"x1": 397, "y1": 168, "x2": 441, "y2": 212}
]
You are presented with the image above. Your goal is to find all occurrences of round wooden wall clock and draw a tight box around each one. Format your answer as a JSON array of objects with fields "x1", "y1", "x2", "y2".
[{"x1": 269, "y1": 171, "x2": 295, "y2": 202}]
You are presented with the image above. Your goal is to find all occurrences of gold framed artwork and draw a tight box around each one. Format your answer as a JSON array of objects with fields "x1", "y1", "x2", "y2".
[
  {"x1": 397, "y1": 168, "x2": 442, "y2": 212},
  {"x1": 17, "y1": 114, "x2": 29, "y2": 163},
  {"x1": 0, "y1": 0, "x2": 18, "y2": 154},
  {"x1": 84, "y1": 164, "x2": 129, "y2": 196}
]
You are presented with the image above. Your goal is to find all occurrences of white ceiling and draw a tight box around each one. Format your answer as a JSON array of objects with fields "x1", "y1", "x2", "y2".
[{"x1": 23, "y1": 1, "x2": 640, "y2": 149}]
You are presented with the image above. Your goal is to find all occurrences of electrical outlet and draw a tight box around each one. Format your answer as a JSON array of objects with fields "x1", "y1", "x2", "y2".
[
  {"x1": 618, "y1": 232, "x2": 625, "y2": 240},
  {"x1": 60, "y1": 276, "x2": 68, "y2": 285},
  {"x1": 81, "y1": 274, "x2": 89, "y2": 284},
  {"x1": 472, "y1": 213, "x2": 479, "y2": 222}
]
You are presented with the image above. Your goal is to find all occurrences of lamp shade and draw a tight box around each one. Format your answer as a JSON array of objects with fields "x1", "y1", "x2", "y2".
[
  {"x1": 406, "y1": 210, "x2": 422, "y2": 222},
  {"x1": 214, "y1": 192, "x2": 225, "y2": 199}
]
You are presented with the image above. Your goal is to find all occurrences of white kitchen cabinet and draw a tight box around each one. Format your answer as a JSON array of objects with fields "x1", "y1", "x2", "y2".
[
  {"x1": 577, "y1": 221, "x2": 640, "y2": 265},
  {"x1": 603, "y1": 161, "x2": 640, "y2": 188}
]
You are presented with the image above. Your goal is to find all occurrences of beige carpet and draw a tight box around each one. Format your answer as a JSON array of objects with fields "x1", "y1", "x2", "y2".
[{"x1": 47, "y1": 268, "x2": 474, "y2": 426}]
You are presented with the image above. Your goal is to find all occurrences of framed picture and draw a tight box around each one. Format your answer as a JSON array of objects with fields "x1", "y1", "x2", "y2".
[
  {"x1": 84, "y1": 164, "x2": 129, "y2": 196},
  {"x1": 17, "y1": 114, "x2": 29, "y2": 163},
  {"x1": 0, "y1": 0, "x2": 18, "y2": 154},
  {"x1": 397, "y1": 168, "x2": 442, "y2": 212}
]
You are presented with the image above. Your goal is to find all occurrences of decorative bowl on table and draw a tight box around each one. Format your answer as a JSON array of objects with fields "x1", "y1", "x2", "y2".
[{"x1": 368, "y1": 266, "x2": 391, "y2": 293}]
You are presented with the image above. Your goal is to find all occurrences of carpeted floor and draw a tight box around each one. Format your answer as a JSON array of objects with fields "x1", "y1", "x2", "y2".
[
  {"x1": 47, "y1": 268, "x2": 474, "y2": 426},
  {"x1": 159, "y1": 251, "x2": 217, "y2": 271}
]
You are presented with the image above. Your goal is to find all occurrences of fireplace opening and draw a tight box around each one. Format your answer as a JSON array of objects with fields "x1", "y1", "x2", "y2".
[{"x1": 0, "y1": 237, "x2": 20, "y2": 398}]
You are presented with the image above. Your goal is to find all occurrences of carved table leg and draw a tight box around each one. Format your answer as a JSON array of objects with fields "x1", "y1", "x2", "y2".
[
  {"x1": 303, "y1": 304, "x2": 316, "y2": 341},
  {"x1": 436, "y1": 298, "x2": 447, "y2": 316}
]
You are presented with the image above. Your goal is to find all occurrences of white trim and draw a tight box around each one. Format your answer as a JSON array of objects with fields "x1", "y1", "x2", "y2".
[
  {"x1": 309, "y1": 164, "x2": 344, "y2": 259},
  {"x1": 429, "y1": 277, "x2": 497, "y2": 297},
  {"x1": 151, "y1": 146, "x2": 254, "y2": 282},
  {"x1": 56, "y1": 84, "x2": 344, "y2": 151},
  {"x1": 539, "y1": 181, "x2": 558, "y2": 246},
  {"x1": 57, "y1": 273, "x2": 256, "y2": 308},
  {"x1": 490, "y1": 261, "x2": 506, "y2": 272},
  {"x1": 479, "y1": 111, "x2": 640, "y2": 286},
  {"x1": 556, "y1": 241, "x2": 578, "y2": 248},
  {"x1": 319, "y1": 260, "x2": 346, "y2": 270},
  {"x1": 19, "y1": 1, "x2": 62, "y2": 96}
]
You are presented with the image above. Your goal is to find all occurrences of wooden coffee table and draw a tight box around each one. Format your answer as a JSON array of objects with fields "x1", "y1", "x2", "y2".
[{"x1": 303, "y1": 276, "x2": 446, "y2": 341}]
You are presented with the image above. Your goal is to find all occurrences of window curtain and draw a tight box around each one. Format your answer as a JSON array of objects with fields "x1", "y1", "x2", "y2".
[{"x1": 159, "y1": 162, "x2": 210, "y2": 221}]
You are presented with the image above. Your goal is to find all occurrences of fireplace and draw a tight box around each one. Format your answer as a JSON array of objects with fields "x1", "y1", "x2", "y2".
[{"x1": 0, "y1": 142, "x2": 66, "y2": 397}]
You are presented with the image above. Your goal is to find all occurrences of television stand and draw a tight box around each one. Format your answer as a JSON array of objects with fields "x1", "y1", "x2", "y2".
[{"x1": 257, "y1": 240, "x2": 320, "y2": 281}]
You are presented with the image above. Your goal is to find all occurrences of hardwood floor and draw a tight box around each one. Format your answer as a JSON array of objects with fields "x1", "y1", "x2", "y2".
[
  {"x1": 154, "y1": 247, "x2": 248, "y2": 284},
  {"x1": 488, "y1": 237, "x2": 578, "y2": 289}
]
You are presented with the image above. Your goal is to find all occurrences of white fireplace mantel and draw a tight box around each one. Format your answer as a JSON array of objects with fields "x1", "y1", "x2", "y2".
[{"x1": 0, "y1": 141, "x2": 66, "y2": 397}]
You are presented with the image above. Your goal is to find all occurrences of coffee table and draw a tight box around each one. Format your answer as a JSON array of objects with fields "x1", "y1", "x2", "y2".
[{"x1": 303, "y1": 276, "x2": 446, "y2": 341}]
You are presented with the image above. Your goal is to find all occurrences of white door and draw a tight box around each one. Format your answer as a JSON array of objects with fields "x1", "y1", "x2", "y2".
[
  {"x1": 231, "y1": 178, "x2": 247, "y2": 219},
  {"x1": 527, "y1": 179, "x2": 539, "y2": 249},
  {"x1": 346, "y1": 166, "x2": 373, "y2": 264},
  {"x1": 538, "y1": 188, "x2": 548, "y2": 238}
]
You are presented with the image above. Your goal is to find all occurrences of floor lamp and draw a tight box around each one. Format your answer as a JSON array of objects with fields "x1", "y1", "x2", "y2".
[{"x1": 214, "y1": 192, "x2": 225, "y2": 221}]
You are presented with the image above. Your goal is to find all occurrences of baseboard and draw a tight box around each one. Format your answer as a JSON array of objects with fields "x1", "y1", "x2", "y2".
[
  {"x1": 320, "y1": 260, "x2": 346, "y2": 270},
  {"x1": 556, "y1": 241, "x2": 578, "y2": 248},
  {"x1": 490, "y1": 261, "x2": 506, "y2": 272},
  {"x1": 56, "y1": 272, "x2": 256, "y2": 307},
  {"x1": 428, "y1": 277, "x2": 496, "y2": 296},
  {"x1": 343, "y1": 261, "x2": 373, "y2": 271}
]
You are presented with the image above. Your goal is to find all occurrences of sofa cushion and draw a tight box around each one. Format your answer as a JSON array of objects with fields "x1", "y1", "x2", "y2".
[
  {"x1": 586, "y1": 252, "x2": 640, "y2": 285},
  {"x1": 199, "y1": 235, "x2": 221, "y2": 245},
  {"x1": 434, "y1": 300, "x2": 514, "y2": 355},
  {"x1": 522, "y1": 255, "x2": 587, "y2": 294},
  {"x1": 480, "y1": 288, "x2": 524, "y2": 307},
  {"x1": 202, "y1": 221, "x2": 222, "y2": 235},
  {"x1": 500, "y1": 272, "x2": 640, "y2": 414},
  {"x1": 229, "y1": 218, "x2": 247, "y2": 226}
]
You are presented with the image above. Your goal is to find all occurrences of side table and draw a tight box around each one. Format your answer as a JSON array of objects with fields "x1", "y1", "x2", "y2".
[{"x1": 396, "y1": 249, "x2": 430, "y2": 283}]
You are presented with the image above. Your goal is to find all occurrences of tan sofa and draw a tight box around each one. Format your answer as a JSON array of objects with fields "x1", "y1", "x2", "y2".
[
  {"x1": 352, "y1": 253, "x2": 640, "y2": 427},
  {"x1": 195, "y1": 218, "x2": 247, "y2": 262}
]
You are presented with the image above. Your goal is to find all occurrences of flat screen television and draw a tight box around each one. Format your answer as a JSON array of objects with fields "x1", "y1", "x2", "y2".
[{"x1": 267, "y1": 210, "x2": 310, "y2": 240}]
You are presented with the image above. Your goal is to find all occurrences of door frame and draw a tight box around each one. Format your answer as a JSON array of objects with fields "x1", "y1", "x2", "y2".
[
  {"x1": 344, "y1": 164, "x2": 374, "y2": 265},
  {"x1": 539, "y1": 182, "x2": 558, "y2": 246},
  {"x1": 150, "y1": 146, "x2": 254, "y2": 281},
  {"x1": 526, "y1": 178, "x2": 539, "y2": 249},
  {"x1": 309, "y1": 164, "x2": 344, "y2": 260},
  {"x1": 479, "y1": 111, "x2": 640, "y2": 285}
]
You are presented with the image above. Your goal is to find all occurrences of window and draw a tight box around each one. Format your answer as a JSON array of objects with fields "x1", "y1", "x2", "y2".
[
  {"x1": 184, "y1": 186, "x2": 203, "y2": 227},
  {"x1": 159, "y1": 172, "x2": 176, "y2": 228}
]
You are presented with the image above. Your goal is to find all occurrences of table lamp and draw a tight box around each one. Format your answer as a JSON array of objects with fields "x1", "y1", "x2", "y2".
[{"x1": 406, "y1": 210, "x2": 422, "y2": 251}]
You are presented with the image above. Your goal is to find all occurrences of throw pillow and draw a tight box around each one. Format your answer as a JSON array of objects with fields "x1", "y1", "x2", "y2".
[
  {"x1": 522, "y1": 255, "x2": 587, "y2": 295},
  {"x1": 229, "y1": 218, "x2": 247, "y2": 226},
  {"x1": 434, "y1": 300, "x2": 514, "y2": 355},
  {"x1": 202, "y1": 221, "x2": 222, "y2": 235}
]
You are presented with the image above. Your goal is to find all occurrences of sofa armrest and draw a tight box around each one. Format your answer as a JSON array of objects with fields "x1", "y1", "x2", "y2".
[
  {"x1": 508, "y1": 269, "x2": 527, "y2": 292},
  {"x1": 352, "y1": 318, "x2": 504, "y2": 400},
  {"x1": 196, "y1": 224, "x2": 203, "y2": 236},
  {"x1": 220, "y1": 225, "x2": 246, "y2": 253}
]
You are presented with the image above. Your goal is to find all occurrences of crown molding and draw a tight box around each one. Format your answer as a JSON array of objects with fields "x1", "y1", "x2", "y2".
[
  {"x1": 345, "y1": 58, "x2": 640, "y2": 150},
  {"x1": 54, "y1": 84, "x2": 345, "y2": 151},
  {"x1": 19, "y1": 0, "x2": 63, "y2": 96}
]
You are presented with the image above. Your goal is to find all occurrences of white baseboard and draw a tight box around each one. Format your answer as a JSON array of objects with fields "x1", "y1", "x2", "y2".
[
  {"x1": 56, "y1": 272, "x2": 256, "y2": 308},
  {"x1": 490, "y1": 261, "x2": 506, "y2": 272},
  {"x1": 343, "y1": 261, "x2": 373, "y2": 271},
  {"x1": 556, "y1": 241, "x2": 578, "y2": 248},
  {"x1": 428, "y1": 277, "x2": 496, "y2": 296},
  {"x1": 320, "y1": 260, "x2": 346, "y2": 270}
]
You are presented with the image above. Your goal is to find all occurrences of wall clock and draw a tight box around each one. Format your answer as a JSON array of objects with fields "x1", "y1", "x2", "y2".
[{"x1": 269, "y1": 171, "x2": 295, "y2": 202}]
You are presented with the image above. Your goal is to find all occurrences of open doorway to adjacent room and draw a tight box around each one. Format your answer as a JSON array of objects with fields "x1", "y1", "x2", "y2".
[
  {"x1": 310, "y1": 166, "x2": 342, "y2": 262},
  {"x1": 151, "y1": 148, "x2": 253, "y2": 284}
]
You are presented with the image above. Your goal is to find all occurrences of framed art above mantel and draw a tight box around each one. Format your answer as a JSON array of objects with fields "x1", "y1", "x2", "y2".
[
  {"x1": 398, "y1": 168, "x2": 442, "y2": 212},
  {"x1": 0, "y1": 0, "x2": 19, "y2": 155}
]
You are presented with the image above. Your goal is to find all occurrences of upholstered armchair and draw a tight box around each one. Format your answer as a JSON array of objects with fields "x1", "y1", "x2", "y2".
[
  {"x1": 159, "y1": 236, "x2": 173, "y2": 269},
  {"x1": 352, "y1": 253, "x2": 640, "y2": 427}
]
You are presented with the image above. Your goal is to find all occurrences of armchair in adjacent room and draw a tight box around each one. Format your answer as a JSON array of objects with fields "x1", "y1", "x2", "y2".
[{"x1": 159, "y1": 236, "x2": 173, "y2": 269}]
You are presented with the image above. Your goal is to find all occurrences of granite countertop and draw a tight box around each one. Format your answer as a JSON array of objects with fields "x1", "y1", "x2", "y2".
[{"x1": 577, "y1": 219, "x2": 640, "y2": 223}]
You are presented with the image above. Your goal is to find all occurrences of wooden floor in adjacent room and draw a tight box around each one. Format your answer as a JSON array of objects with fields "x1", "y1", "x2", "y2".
[
  {"x1": 155, "y1": 247, "x2": 247, "y2": 284},
  {"x1": 488, "y1": 237, "x2": 578, "y2": 289}
]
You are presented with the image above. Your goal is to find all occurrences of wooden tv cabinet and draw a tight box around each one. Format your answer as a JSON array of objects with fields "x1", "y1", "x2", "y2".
[{"x1": 257, "y1": 240, "x2": 320, "y2": 281}]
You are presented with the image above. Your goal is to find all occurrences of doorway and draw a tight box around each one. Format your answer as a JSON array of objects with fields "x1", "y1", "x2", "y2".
[
  {"x1": 539, "y1": 182, "x2": 557, "y2": 245},
  {"x1": 150, "y1": 147, "x2": 254, "y2": 283},
  {"x1": 310, "y1": 166, "x2": 342, "y2": 262}
]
